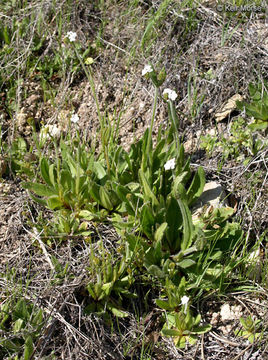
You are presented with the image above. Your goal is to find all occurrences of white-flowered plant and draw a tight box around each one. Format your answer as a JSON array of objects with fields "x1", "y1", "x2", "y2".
[
  {"x1": 181, "y1": 295, "x2": 190, "y2": 314},
  {"x1": 40, "y1": 125, "x2": 61, "y2": 144},
  {"x1": 164, "y1": 158, "x2": 176, "y2": 170},
  {"x1": 163, "y1": 88, "x2": 178, "y2": 101},
  {"x1": 66, "y1": 31, "x2": 77, "y2": 42},
  {"x1": 181, "y1": 295, "x2": 189, "y2": 306},
  {"x1": 71, "y1": 113, "x2": 79, "y2": 123},
  {"x1": 142, "y1": 64, "x2": 153, "y2": 76}
]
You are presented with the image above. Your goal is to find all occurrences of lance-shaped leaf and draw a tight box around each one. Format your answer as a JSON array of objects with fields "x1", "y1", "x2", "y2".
[
  {"x1": 177, "y1": 198, "x2": 194, "y2": 251},
  {"x1": 165, "y1": 197, "x2": 183, "y2": 252},
  {"x1": 22, "y1": 182, "x2": 57, "y2": 197},
  {"x1": 140, "y1": 205, "x2": 155, "y2": 239},
  {"x1": 138, "y1": 169, "x2": 159, "y2": 207},
  {"x1": 187, "y1": 167, "x2": 205, "y2": 206},
  {"x1": 40, "y1": 157, "x2": 53, "y2": 187},
  {"x1": 99, "y1": 186, "x2": 113, "y2": 210},
  {"x1": 154, "y1": 222, "x2": 168, "y2": 242}
]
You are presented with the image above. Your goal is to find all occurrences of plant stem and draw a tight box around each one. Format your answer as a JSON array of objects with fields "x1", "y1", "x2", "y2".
[
  {"x1": 73, "y1": 47, "x2": 102, "y2": 127},
  {"x1": 143, "y1": 86, "x2": 158, "y2": 170}
]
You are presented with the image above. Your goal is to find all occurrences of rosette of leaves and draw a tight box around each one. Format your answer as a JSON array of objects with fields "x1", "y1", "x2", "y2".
[
  {"x1": 234, "y1": 316, "x2": 262, "y2": 343},
  {"x1": 113, "y1": 127, "x2": 205, "y2": 218},
  {"x1": 161, "y1": 310, "x2": 211, "y2": 348},
  {"x1": 22, "y1": 140, "x2": 121, "y2": 219},
  {"x1": 85, "y1": 248, "x2": 135, "y2": 318}
]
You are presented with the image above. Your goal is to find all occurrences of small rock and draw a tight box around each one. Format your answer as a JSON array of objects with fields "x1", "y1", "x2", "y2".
[
  {"x1": 192, "y1": 181, "x2": 228, "y2": 220},
  {"x1": 220, "y1": 303, "x2": 232, "y2": 321}
]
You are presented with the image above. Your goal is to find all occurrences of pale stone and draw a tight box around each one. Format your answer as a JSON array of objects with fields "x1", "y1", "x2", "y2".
[
  {"x1": 192, "y1": 181, "x2": 227, "y2": 220},
  {"x1": 220, "y1": 304, "x2": 232, "y2": 321},
  {"x1": 215, "y1": 94, "x2": 243, "y2": 122}
]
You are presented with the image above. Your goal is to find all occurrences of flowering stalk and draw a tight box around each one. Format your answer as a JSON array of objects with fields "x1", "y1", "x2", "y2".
[
  {"x1": 73, "y1": 47, "x2": 102, "y2": 127},
  {"x1": 163, "y1": 89, "x2": 180, "y2": 150},
  {"x1": 141, "y1": 64, "x2": 166, "y2": 172},
  {"x1": 143, "y1": 86, "x2": 159, "y2": 170}
]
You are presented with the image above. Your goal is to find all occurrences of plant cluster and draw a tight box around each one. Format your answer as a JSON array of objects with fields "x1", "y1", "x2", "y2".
[{"x1": 14, "y1": 55, "x2": 246, "y2": 348}]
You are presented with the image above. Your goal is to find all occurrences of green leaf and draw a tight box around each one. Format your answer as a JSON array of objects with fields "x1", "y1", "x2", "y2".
[
  {"x1": 28, "y1": 193, "x2": 47, "y2": 206},
  {"x1": 249, "y1": 121, "x2": 268, "y2": 131},
  {"x1": 177, "y1": 198, "x2": 193, "y2": 251},
  {"x1": 187, "y1": 167, "x2": 205, "y2": 206},
  {"x1": 60, "y1": 169, "x2": 73, "y2": 191},
  {"x1": 165, "y1": 196, "x2": 182, "y2": 251},
  {"x1": 93, "y1": 162, "x2": 106, "y2": 180},
  {"x1": 193, "y1": 324, "x2": 212, "y2": 334},
  {"x1": 40, "y1": 157, "x2": 52, "y2": 186},
  {"x1": 3, "y1": 26, "x2": 11, "y2": 45},
  {"x1": 0, "y1": 339, "x2": 21, "y2": 352},
  {"x1": 176, "y1": 336, "x2": 187, "y2": 348},
  {"x1": 154, "y1": 222, "x2": 167, "y2": 242},
  {"x1": 14, "y1": 299, "x2": 29, "y2": 320},
  {"x1": 138, "y1": 169, "x2": 159, "y2": 207},
  {"x1": 99, "y1": 187, "x2": 113, "y2": 210},
  {"x1": 49, "y1": 164, "x2": 56, "y2": 187},
  {"x1": 177, "y1": 258, "x2": 195, "y2": 269},
  {"x1": 155, "y1": 299, "x2": 172, "y2": 310},
  {"x1": 101, "y1": 282, "x2": 113, "y2": 296},
  {"x1": 13, "y1": 318, "x2": 24, "y2": 333},
  {"x1": 47, "y1": 195, "x2": 63, "y2": 210},
  {"x1": 23, "y1": 335, "x2": 34, "y2": 360},
  {"x1": 162, "y1": 328, "x2": 181, "y2": 337},
  {"x1": 22, "y1": 182, "x2": 56, "y2": 197},
  {"x1": 89, "y1": 182, "x2": 101, "y2": 203},
  {"x1": 147, "y1": 264, "x2": 164, "y2": 278},
  {"x1": 79, "y1": 210, "x2": 94, "y2": 220},
  {"x1": 110, "y1": 307, "x2": 129, "y2": 318},
  {"x1": 140, "y1": 205, "x2": 155, "y2": 239}
]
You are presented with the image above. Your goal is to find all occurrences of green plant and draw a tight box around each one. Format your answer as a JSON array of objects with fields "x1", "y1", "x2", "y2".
[
  {"x1": 236, "y1": 81, "x2": 268, "y2": 131},
  {"x1": 162, "y1": 309, "x2": 211, "y2": 348},
  {"x1": 200, "y1": 117, "x2": 265, "y2": 163},
  {"x1": 85, "y1": 245, "x2": 135, "y2": 318},
  {"x1": 0, "y1": 297, "x2": 44, "y2": 359},
  {"x1": 1, "y1": 136, "x2": 36, "y2": 178},
  {"x1": 187, "y1": 71, "x2": 205, "y2": 121},
  {"x1": 234, "y1": 315, "x2": 262, "y2": 343}
]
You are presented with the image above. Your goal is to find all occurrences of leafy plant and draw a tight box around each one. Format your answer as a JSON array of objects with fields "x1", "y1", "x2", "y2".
[
  {"x1": 162, "y1": 309, "x2": 211, "y2": 348},
  {"x1": 234, "y1": 315, "x2": 262, "y2": 343},
  {"x1": 200, "y1": 117, "x2": 266, "y2": 163},
  {"x1": 236, "y1": 81, "x2": 268, "y2": 131},
  {"x1": 85, "y1": 246, "x2": 135, "y2": 318},
  {"x1": 1, "y1": 136, "x2": 36, "y2": 178},
  {"x1": 0, "y1": 297, "x2": 44, "y2": 359}
]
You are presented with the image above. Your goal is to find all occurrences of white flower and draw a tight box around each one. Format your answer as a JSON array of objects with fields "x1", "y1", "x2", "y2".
[
  {"x1": 66, "y1": 31, "x2": 77, "y2": 42},
  {"x1": 181, "y1": 296, "x2": 189, "y2": 306},
  {"x1": 164, "y1": 158, "x2": 175, "y2": 171},
  {"x1": 39, "y1": 125, "x2": 61, "y2": 142},
  {"x1": 71, "y1": 113, "x2": 79, "y2": 123},
  {"x1": 142, "y1": 64, "x2": 153, "y2": 76},
  {"x1": 181, "y1": 295, "x2": 190, "y2": 314},
  {"x1": 48, "y1": 125, "x2": 61, "y2": 138},
  {"x1": 163, "y1": 88, "x2": 178, "y2": 101}
]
